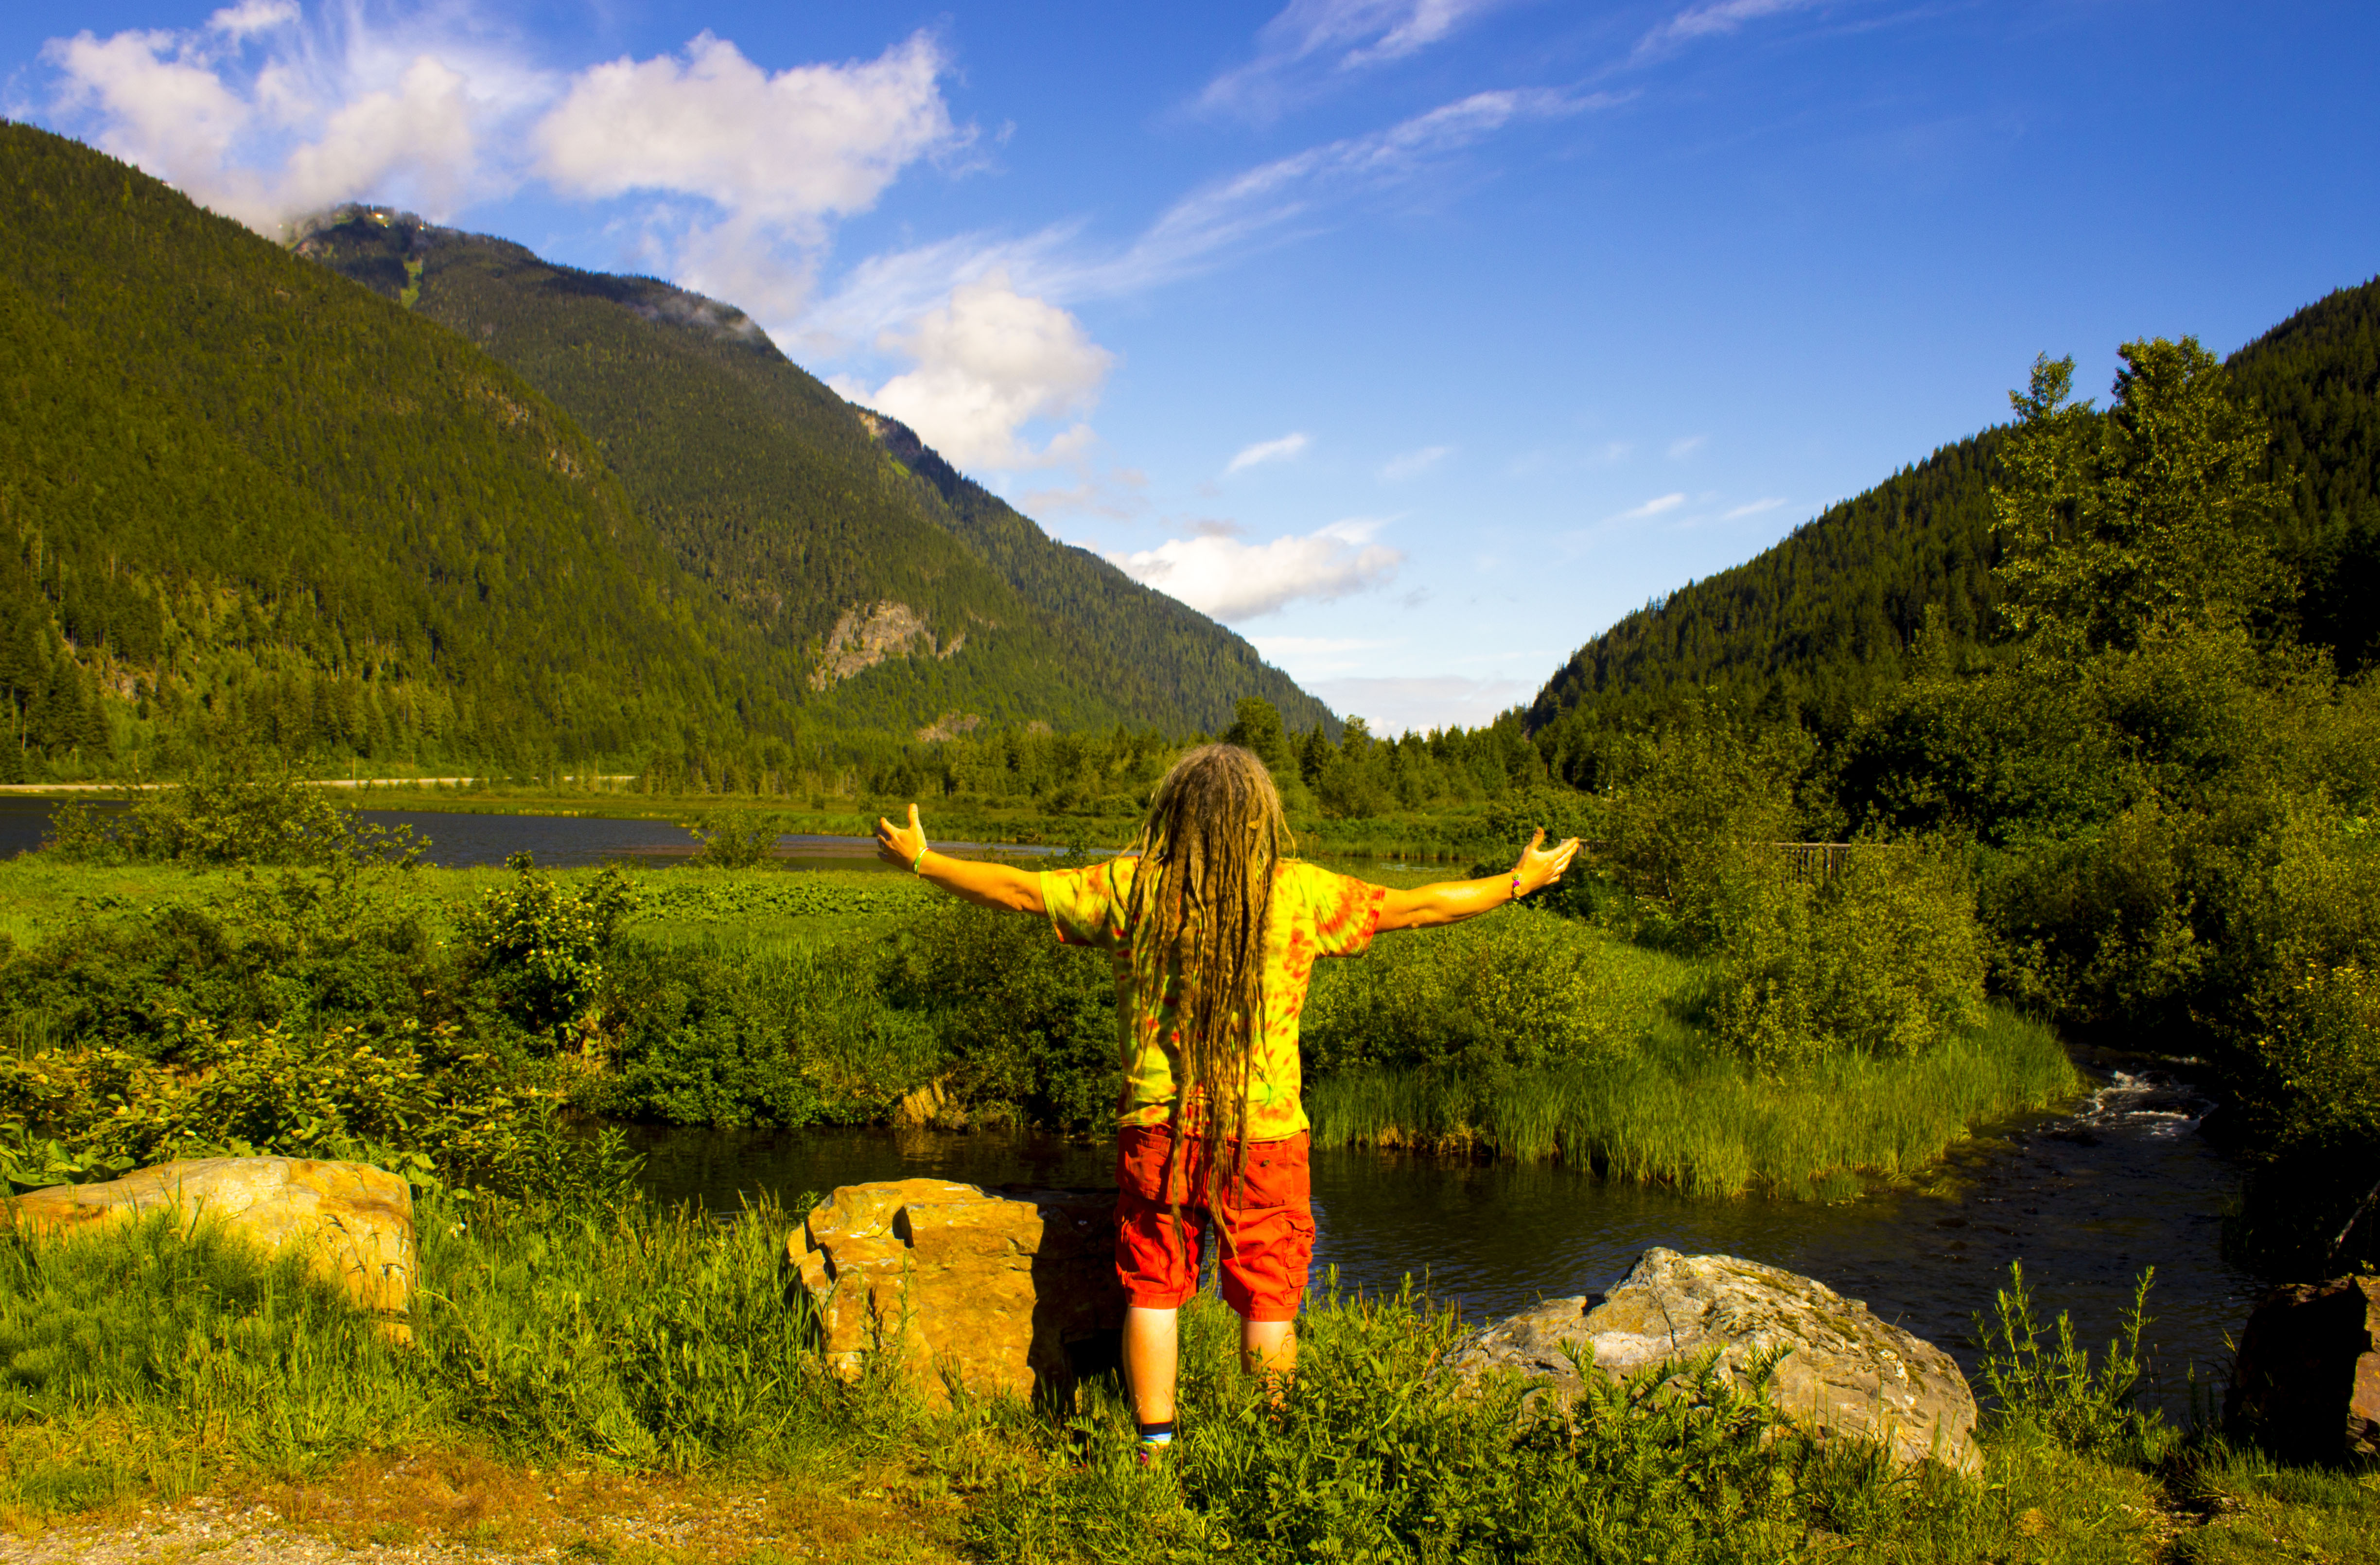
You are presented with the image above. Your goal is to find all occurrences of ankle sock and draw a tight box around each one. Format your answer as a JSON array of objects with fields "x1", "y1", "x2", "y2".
[{"x1": 1136, "y1": 1420, "x2": 1175, "y2": 1446}]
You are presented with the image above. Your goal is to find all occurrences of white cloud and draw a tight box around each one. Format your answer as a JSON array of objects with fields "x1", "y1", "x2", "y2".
[
  {"x1": 1666, "y1": 434, "x2": 1707, "y2": 458},
  {"x1": 208, "y1": 0, "x2": 298, "y2": 39},
  {"x1": 1108, "y1": 518, "x2": 1403, "y2": 622},
  {"x1": 39, "y1": 6, "x2": 558, "y2": 231},
  {"x1": 1307, "y1": 675, "x2": 1528, "y2": 736},
  {"x1": 1634, "y1": 0, "x2": 1827, "y2": 62},
  {"x1": 1611, "y1": 492, "x2": 1687, "y2": 521},
  {"x1": 1723, "y1": 496, "x2": 1788, "y2": 520},
  {"x1": 536, "y1": 33, "x2": 951, "y2": 227},
  {"x1": 855, "y1": 272, "x2": 1114, "y2": 471},
  {"x1": 1225, "y1": 433, "x2": 1311, "y2": 476},
  {"x1": 1381, "y1": 444, "x2": 1452, "y2": 480},
  {"x1": 1246, "y1": 634, "x2": 1400, "y2": 675},
  {"x1": 1201, "y1": 0, "x2": 1515, "y2": 120}
]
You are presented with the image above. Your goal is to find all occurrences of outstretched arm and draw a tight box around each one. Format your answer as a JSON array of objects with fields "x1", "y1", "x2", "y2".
[
  {"x1": 1374, "y1": 828, "x2": 1580, "y2": 933},
  {"x1": 874, "y1": 803, "x2": 1047, "y2": 914}
]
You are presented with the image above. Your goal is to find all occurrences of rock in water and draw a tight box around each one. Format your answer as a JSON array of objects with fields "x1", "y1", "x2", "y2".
[
  {"x1": 2226, "y1": 1275, "x2": 2380, "y2": 1461},
  {"x1": 1444, "y1": 1247, "x2": 1979, "y2": 1472},
  {"x1": 5, "y1": 1158, "x2": 416, "y2": 1341},
  {"x1": 789, "y1": 1178, "x2": 1121, "y2": 1407}
]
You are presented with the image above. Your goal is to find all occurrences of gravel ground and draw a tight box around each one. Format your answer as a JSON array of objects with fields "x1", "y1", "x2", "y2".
[{"x1": 0, "y1": 1491, "x2": 824, "y2": 1565}]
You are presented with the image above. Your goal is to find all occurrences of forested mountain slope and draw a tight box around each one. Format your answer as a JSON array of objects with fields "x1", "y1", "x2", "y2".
[
  {"x1": 1527, "y1": 276, "x2": 2380, "y2": 739},
  {"x1": 0, "y1": 121, "x2": 773, "y2": 779},
  {"x1": 298, "y1": 209, "x2": 1332, "y2": 739}
]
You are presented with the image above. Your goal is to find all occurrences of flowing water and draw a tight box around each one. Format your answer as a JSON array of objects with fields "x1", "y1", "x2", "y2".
[{"x1": 631, "y1": 1057, "x2": 2256, "y2": 1404}]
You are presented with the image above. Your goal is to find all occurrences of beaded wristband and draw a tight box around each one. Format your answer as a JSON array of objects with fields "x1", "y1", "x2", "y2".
[
  {"x1": 1509, "y1": 872, "x2": 1524, "y2": 901},
  {"x1": 911, "y1": 844, "x2": 931, "y2": 873}
]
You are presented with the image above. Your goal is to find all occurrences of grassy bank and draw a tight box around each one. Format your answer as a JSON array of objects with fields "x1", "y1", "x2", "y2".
[
  {"x1": 0, "y1": 1198, "x2": 2367, "y2": 1563},
  {"x1": 1308, "y1": 1009, "x2": 2079, "y2": 1198},
  {"x1": 0, "y1": 854, "x2": 2077, "y2": 1200}
]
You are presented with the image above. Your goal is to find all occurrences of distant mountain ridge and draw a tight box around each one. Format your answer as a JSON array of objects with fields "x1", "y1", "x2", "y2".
[
  {"x1": 1526, "y1": 276, "x2": 2380, "y2": 738},
  {"x1": 296, "y1": 206, "x2": 1335, "y2": 740}
]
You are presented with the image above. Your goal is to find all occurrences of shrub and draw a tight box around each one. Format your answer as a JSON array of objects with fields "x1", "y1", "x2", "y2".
[
  {"x1": 1302, "y1": 907, "x2": 1649, "y2": 1079},
  {"x1": 680, "y1": 810, "x2": 790, "y2": 869},
  {"x1": 0, "y1": 1014, "x2": 633, "y2": 1203},
  {"x1": 456, "y1": 858, "x2": 640, "y2": 1046},
  {"x1": 1975, "y1": 1263, "x2": 2169, "y2": 1464},
  {"x1": 1704, "y1": 845, "x2": 1988, "y2": 1068},
  {"x1": 879, "y1": 900, "x2": 1117, "y2": 1131},
  {"x1": 44, "y1": 756, "x2": 423, "y2": 869},
  {"x1": 591, "y1": 934, "x2": 937, "y2": 1125}
]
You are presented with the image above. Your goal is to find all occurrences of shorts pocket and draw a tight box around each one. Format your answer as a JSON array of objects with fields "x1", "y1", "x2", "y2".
[
  {"x1": 1227, "y1": 1133, "x2": 1311, "y2": 1211},
  {"x1": 1119, "y1": 1124, "x2": 1188, "y2": 1204}
]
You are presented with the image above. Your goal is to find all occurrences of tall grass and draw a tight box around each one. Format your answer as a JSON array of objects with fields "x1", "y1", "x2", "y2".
[
  {"x1": 1307, "y1": 1008, "x2": 2079, "y2": 1198},
  {"x1": 0, "y1": 1193, "x2": 848, "y2": 1506}
]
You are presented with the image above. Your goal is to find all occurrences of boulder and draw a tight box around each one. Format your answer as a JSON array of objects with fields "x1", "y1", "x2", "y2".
[
  {"x1": 1444, "y1": 1247, "x2": 1979, "y2": 1472},
  {"x1": 6, "y1": 1157, "x2": 416, "y2": 1341},
  {"x1": 789, "y1": 1178, "x2": 1121, "y2": 1407},
  {"x1": 2225, "y1": 1275, "x2": 2380, "y2": 1461}
]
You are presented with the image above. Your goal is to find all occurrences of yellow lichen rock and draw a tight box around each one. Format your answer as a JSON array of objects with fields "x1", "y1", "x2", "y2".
[
  {"x1": 789, "y1": 1178, "x2": 1120, "y2": 1407},
  {"x1": 7, "y1": 1157, "x2": 416, "y2": 1341}
]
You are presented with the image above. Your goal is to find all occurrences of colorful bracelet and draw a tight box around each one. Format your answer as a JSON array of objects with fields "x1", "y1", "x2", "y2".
[
  {"x1": 911, "y1": 844, "x2": 931, "y2": 873},
  {"x1": 1510, "y1": 871, "x2": 1524, "y2": 901}
]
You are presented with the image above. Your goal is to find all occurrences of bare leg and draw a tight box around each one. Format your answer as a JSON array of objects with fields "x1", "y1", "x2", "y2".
[
  {"x1": 1124, "y1": 1305, "x2": 1179, "y2": 1425},
  {"x1": 1241, "y1": 1318, "x2": 1296, "y2": 1401}
]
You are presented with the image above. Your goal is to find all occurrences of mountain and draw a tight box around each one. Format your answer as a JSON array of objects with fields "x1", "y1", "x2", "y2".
[
  {"x1": 0, "y1": 120, "x2": 775, "y2": 780},
  {"x1": 294, "y1": 208, "x2": 1335, "y2": 740},
  {"x1": 1525, "y1": 277, "x2": 2380, "y2": 742}
]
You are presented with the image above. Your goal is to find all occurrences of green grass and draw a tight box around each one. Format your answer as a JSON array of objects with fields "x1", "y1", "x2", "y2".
[{"x1": 1307, "y1": 1008, "x2": 2080, "y2": 1198}]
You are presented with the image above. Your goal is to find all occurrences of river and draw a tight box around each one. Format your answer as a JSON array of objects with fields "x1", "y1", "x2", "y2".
[{"x1": 2, "y1": 795, "x2": 2259, "y2": 1398}]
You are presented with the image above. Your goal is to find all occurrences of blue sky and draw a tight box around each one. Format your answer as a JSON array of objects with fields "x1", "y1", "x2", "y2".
[{"x1": 9, "y1": 1, "x2": 2378, "y2": 735}]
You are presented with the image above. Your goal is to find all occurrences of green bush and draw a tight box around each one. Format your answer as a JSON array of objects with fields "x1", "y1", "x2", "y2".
[
  {"x1": 1303, "y1": 907, "x2": 1650, "y2": 1078},
  {"x1": 679, "y1": 810, "x2": 791, "y2": 868},
  {"x1": 1975, "y1": 1263, "x2": 2170, "y2": 1465},
  {"x1": 879, "y1": 900, "x2": 1117, "y2": 1132},
  {"x1": 0, "y1": 1013, "x2": 631, "y2": 1203},
  {"x1": 1704, "y1": 846, "x2": 1988, "y2": 1068},
  {"x1": 456, "y1": 858, "x2": 639, "y2": 1045},
  {"x1": 590, "y1": 934, "x2": 936, "y2": 1125},
  {"x1": 45, "y1": 756, "x2": 423, "y2": 869}
]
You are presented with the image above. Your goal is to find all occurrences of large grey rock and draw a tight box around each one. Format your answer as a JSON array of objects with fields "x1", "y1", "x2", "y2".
[{"x1": 1444, "y1": 1247, "x2": 1979, "y2": 1472}]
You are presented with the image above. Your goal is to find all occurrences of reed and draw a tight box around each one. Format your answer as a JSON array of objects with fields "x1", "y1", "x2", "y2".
[{"x1": 1306, "y1": 1008, "x2": 2079, "y2": 1198}]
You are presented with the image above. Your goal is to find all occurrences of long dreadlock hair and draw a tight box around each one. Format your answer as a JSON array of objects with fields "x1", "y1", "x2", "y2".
[{"x1": 1120, "y1": 743, "x2": 1295, "y2": 1222}]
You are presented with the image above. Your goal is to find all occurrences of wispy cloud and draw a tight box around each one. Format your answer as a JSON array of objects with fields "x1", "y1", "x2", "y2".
[
  {"x1": 1666, "y1": 434, "x2": 1707, "y2": 458},
  {"x1": 1723, "y1": 496, "x2": 1788, "y2": 520},
  {"x1": 1633, "y1": 0, "x2": 1829, "y2": 63},
  {"x1": 1200, "y1": 0, "x2": 1517, "y2": 122},
  {"x1": 1611, "y1": 492, "x2": 1687, "y2": 522},
  {"x1": 1225, "y1": 432, "x2": 1311, "y2": 476},
  {"x1": 1107, "y1": 517, "x2": 1403, "y2": 622},
  {"x1": 1381, "y1": 443, "x2": 1452, "y2": 480}
]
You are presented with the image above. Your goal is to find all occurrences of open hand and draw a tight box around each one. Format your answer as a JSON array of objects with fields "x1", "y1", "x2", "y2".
[
  {"x1": 876, "y1": 802, "x2": 928, "y2": 869},
  {"x1": 1512, "y1": 827, "x2": 1582, "y2": 897}
]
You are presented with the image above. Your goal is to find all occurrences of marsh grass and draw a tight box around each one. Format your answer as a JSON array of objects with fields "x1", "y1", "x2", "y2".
[{"x1": 1307, "y1": 1008, "x2": 2079, "y2": 1197}]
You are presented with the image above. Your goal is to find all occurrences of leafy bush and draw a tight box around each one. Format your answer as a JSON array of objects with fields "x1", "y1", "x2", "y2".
[
  {"x1": 456, "y1": 858, "x2": 640, "y2": 1045},
  {"x1": 0, "y1": 1013, "x2": 632, "y2": 1203},
  {"x1": 590, "y1": 934, "x2": 936, "y2": 1125},
  {"x1": 0, "y1": 869, "x2": 446, "y2": 1059},
  {"x1": 1303, "y1": 907, "x2": 1648, "y2": 1079},
  {"x1": 1704, "y1": 845, "x2": 1988, "y2": 1068},
  {"x1": 879, "y1": 900, "x2": 1117, "y2": 1131},
  {"x1": 45, "y1": 757, "x2": 423, "y2": 869},
  {"x1": 679, "y1": 810, "x2": 790, "y2": 868}
]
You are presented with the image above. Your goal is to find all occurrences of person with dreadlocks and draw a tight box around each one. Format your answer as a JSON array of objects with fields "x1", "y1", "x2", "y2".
[{"x1": 876, "y1": 743, "x2": 1579, "y2": 1463}]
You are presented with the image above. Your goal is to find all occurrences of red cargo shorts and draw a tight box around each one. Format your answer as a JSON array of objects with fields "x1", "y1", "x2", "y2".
[{"x1": 1115, "y1": 1122, "x2": 1314, "y2": 1322}]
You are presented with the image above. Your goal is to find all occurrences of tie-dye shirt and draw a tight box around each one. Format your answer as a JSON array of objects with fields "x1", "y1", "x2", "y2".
[{"x1": 1041, "y1": 857, "x2": 1386, "y2": 1140}]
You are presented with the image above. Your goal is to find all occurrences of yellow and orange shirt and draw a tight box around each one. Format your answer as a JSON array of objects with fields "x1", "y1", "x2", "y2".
[{"x1": 1041, "y1": 856, "x2": 1385, "y2": 1141}]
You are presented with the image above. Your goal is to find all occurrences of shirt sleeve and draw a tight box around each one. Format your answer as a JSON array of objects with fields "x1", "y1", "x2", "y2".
[
  {"x1": 1042, "y1": 859, "x2": 1136, "y2": 949},
  {"x1": 1297, "y1": 863, "x2": 1386, "y2": 958}
]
